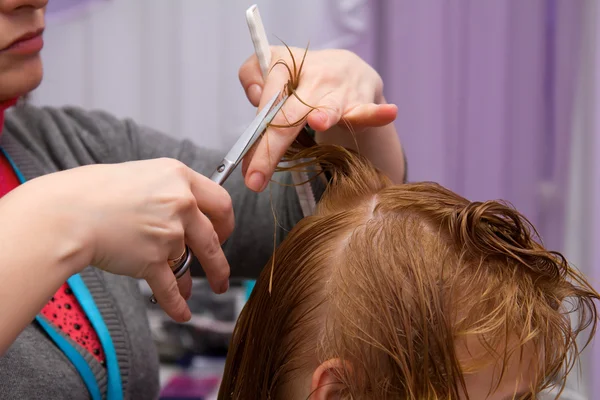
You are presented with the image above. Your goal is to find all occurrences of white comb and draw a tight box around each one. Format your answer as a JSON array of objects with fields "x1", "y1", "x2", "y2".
[
  {"x1": 246, "y1": 4, "x2": 271, "y2": 78},
  {"x1": 245, "y1": 4, "x2": 317, "y2": 217}
]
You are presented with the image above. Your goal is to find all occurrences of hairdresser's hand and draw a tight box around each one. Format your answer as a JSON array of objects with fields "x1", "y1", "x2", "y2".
[
  {"x1": 10, "y1": 158, "x2": 234, "y2": 322},
  {"x1": 239, "y1": 46, "x2": 402, "y2": 191}
]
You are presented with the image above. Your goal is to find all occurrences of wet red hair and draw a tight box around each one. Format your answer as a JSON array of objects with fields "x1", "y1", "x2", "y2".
[{"x1": 219, "y1": 144, "x2": 599, "y2": 399}]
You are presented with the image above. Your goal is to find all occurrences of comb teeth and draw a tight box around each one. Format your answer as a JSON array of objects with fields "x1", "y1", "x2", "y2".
[{"x1": 246, "y1": 4, "x2": 272, "y2": 78}]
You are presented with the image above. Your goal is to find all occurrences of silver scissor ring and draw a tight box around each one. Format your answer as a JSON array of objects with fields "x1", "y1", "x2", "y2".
[
  {"x1": 149, "y1": 245, "x2": 193, "y2": 304},
  {"x1": 171, "y1": 245, "x2": 193, "y2": 279}
]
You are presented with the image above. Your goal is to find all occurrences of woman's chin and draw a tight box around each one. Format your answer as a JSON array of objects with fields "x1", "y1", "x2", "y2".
[{"x1": 0, "y1": 56, "x2": 43, "y2": 102}]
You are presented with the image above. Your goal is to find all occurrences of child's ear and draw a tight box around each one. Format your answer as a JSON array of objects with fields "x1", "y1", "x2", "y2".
[{"x1": 309, "y1": 358, "x2": 349, "y2": 400}]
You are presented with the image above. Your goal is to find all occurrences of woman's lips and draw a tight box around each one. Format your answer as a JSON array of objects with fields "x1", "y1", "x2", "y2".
[{"x1": 2, "y1": 30, "x2": 44, "y2": 55}]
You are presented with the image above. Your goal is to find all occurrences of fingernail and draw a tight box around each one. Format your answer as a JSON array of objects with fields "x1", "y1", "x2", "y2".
[
  {"x1": 248, "y1": 171, "x2": 266, "y2": 192},
  {"x1": 183, "y1": 307, "x2": 192, "y2": 321},
  {"x1": 248, "y1": 84, "x2": 262, "y2": 104},
  {"x1": 220, "y1": 280, "x2": 230, "y2": 294}
]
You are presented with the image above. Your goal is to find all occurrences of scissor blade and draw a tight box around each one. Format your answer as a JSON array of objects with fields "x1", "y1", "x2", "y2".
[
  {"x1": 237, "y1": 93, "x2": 288, "y2": 159},
  {"x1": 223, "y1": 91, "x2": 281, "y2": 165},
  {"x1": 209, "y1": 91, "x2": 288, "y2": 186}
]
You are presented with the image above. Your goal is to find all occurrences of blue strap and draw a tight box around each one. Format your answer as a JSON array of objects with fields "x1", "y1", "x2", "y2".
[
  {"x1": 69, "y1": 274, "x2": 123, "y2": 400},
  {"x1": 36, "y1": 317, "x2": 103, "y2": 400},
  {"x1": 244, "y1": 280, "x2": 256, "y2": 301},
  {"x1": 1, "y1": 148, "x2": 26, "y2": 183},
  {"x1": 2, "y1": 147, "x2": 123, "y2": 400}
]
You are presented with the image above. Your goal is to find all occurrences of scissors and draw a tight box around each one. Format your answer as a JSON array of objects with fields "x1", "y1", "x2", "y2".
[{"x1": 149, "y1": 90, "x2": 287, "y2": 304}]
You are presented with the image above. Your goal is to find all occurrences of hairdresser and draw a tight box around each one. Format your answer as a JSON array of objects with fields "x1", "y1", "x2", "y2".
[{"x1": 0, "y1": 1, "x2": 406, "y2": 399}]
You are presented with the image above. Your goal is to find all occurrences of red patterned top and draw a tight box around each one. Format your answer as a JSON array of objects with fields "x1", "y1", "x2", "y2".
[{"x1": 0, "y1": 99, "x2": 105, "y2": 365}]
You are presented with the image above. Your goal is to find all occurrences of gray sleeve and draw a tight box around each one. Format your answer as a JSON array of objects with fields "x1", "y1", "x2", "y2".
[{"x1": 28, "y1": 105, "x2": 306, "y2": 279}]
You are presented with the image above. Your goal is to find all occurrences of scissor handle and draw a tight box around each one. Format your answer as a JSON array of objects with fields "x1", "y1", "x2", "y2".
[
  {"x1": 149, "y1": 245, "x2": 194, "y2": 304},
  {"x1": 210, "y1": 159, "x2": 237, "y2": 186}
]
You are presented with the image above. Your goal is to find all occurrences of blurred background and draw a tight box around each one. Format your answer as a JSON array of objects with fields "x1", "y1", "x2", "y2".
[{"x1": 35, "y1": 0, "x2": 599, "y2": 398}]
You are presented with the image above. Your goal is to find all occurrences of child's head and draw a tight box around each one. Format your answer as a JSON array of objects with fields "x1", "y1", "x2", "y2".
[{"x1": 219, "y1": 145, "x2": 599, "y2": 399}]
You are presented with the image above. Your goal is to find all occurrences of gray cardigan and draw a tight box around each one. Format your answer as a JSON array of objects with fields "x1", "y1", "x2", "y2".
[{"x1": 0, "y1": 104, "x2": 310, "y2": 399}]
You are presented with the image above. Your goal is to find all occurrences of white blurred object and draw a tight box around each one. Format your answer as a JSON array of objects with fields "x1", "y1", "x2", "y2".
[
  {"x1": 31, "y1": 0, "x2": 372, "y2": 152},
  {"x1": 564, "y1": 0, "x2": 600, "y2": 397},
  {"x1": 245, "y1": 5, "x2": 271, "y2": 78}
]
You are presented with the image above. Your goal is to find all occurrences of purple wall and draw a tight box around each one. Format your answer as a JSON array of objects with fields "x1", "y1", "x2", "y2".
[{"x1": 363, "y1": 0, "x2": 583, "y2": 253}]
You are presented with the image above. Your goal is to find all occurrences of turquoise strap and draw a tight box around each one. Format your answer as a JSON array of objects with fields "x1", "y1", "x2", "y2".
[
  {"x1": 36, "y1": 317, "x2": 103, "y2": 400},
  {"x1": 69, "y1": 274, "x2": 123, "y2": 400},
  {"x1": 1, "y1": 148, "x2": 25, "y2": 183},
  {"x1": 243, "y1": 280, "x2": 256, "y2": 301},
  {"x1": 1, "y1": 148, "x2": 123, "y2": 400}
]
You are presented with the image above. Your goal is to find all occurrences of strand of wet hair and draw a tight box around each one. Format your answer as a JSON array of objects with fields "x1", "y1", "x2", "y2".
[{"x1": 259, "y1": 39, "x2": 361, "y2": 294}]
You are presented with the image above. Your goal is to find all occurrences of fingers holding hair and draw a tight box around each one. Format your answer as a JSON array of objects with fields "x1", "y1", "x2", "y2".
[{"x1": 242, "y1": 57, "x2": 324, "y2": 192}]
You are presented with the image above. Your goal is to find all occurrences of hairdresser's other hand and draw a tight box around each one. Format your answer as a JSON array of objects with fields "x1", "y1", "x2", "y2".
[
  {"x1": 239, "y1": 46, "x2": 403, "y2": 191},
  {"x1": 8, "y1": 158, "x2": 234, "y2": 322}
]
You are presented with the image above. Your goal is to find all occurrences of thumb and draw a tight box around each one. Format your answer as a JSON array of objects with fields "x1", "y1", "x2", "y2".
[
  {"x1": 341, "y1": 103, "x2": 398, "y2": 128},
  {"x1": 145, "y1": 264, "x2": 191, "y2": 322}
]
